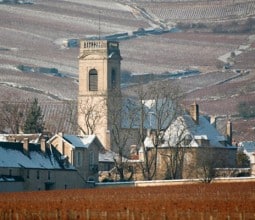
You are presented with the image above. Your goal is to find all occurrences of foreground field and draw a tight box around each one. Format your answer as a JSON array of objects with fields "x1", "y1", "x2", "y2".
[{"x1": 0, "y1": 181, "x2": 254, "y2": 219}]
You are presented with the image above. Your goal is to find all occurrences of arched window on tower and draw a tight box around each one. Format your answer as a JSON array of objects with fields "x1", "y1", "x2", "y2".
[
  {"x1": 111, "y1": 69, "x2": 116, "y2": 89},
  {"x1": 89, "y1": 69, "x2": 98, "y2": 91}
]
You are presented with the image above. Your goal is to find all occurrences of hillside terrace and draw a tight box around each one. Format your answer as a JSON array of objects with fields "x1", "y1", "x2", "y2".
[
  {"x1": 0, "y1": 0, "x2": 254, "y2": 142},
  {"x1": 138, "y1": 1, "x2": 255, "y2": 23}
]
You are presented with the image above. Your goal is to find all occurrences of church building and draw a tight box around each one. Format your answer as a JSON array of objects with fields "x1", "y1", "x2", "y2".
[{"x1": 77, "y1": 40, "x2": 238, "y2": 181}]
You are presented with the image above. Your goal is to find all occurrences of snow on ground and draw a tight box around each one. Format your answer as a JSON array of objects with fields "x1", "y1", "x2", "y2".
[
  {"x1": 0, "y1": 64, "x2": 19, "y2": 71},
  {"x1": 57, "y1": 0, "x2": 131, "y2": 11},
  {"x1": 218, "y1": 34, "x2": 255, "y2": 63}
]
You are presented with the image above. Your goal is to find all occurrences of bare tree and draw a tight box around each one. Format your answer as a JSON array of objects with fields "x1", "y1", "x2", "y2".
[
  {"x1": 134, "y1": 80, "x2": 183, "y2": 180},
  {"x1": 194, "y1": 147, "x2": 230, "y2": 183},
  {"x1": 160, "y1": 117, "x2": 191, "y2": 179},
  {"x1": 236, "y1": 151, "x2": 250, "y2": 168},
  {"x1": 107, "y1": 90, "x2": 139, "y2": 181},
  {"x1": 0, "y1": 100, "x2": 29, "y2": 134},
  {"x1": 75, "y1": 78, "x2": 184, "y2": 181},
  {"x1": 195, "y1": 147, "x2": 217, "y2": 183},
  {"x1": 76, "y1": 89, "x2": 138, "y2": 181},
  {"x1": 77, "y1": 97, "x2": 106, "y2": 135}
]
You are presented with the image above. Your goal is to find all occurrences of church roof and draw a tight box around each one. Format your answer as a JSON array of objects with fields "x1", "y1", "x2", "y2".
[{"x1": 121, "y1": 98, "x2": 174, "y2": 130}]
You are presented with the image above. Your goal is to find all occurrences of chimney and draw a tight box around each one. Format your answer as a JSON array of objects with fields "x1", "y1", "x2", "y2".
[
  {"x1": 40, "y1": 138, "x2": 46, "y2": 153},
  {"x1": 23, "y1": 138, "x2": 29, "y2": 153},
  {"x1": 210, "y1": 115, "x2": 217, "y2": 127},
  {"x1": 58, "y1": 132, "x2": 64, "y2": 154},
  {"x1": 58, "y1": 132, "x2": 63, "y2": 137},
  {"x1": 147, "y1": 129, "x2": 151, "y2": 137},
  {"x1": 190, "y1": 102, "x2": 199, "y2": 124},
  {"x1": 226, "y1": 120, "x2": 232, "y2": 146}
]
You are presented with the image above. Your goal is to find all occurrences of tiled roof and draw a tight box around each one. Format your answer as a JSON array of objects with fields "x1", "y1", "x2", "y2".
[{"x1": 0, "y1": 141, "x2": 70, "y2": 169}]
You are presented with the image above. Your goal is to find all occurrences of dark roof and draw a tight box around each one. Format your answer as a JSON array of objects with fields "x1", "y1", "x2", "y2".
[{"x1": 0, "y1": 141, "x2": 73, "y2": 170}]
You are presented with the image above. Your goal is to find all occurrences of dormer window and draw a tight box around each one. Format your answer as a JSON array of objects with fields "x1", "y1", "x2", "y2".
[{"x1": 89, "y1": 69, "x2": 98, "y2": 91}]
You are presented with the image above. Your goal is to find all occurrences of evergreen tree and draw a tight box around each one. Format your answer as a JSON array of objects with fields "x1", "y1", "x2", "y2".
[
  {"x1": 236, "y1": 151, "x2": 250, "y2": 168},
  {"x1": 24, "y1": 98, "x2": 44, "y2": 133}
]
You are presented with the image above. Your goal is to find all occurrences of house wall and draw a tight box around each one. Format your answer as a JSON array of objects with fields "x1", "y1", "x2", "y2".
[
  {"x1": 0, "y1": 182, "x2": 23, "y2": 192},
  {"x1": 157, "y1": 147, "x2": 237, "y2": 180},
  {"x1": 50, "y1": 136, "x2": 74, "y2": 164},
  {"x1": 251, "y1": 154, "x2": 255, "y2": 176},
  {"x1": 21, "y1": 168, "x2": 85, "y2": 191},
  {"x1": 0, "y1": 167, "x2": 23, "y2": 192},
  {"x1": 50, "y1": 136, "x2": 100, "y2": 182},
  {"x1": 74, "y1": 145, "x2": 99, "y2": 182},
  {"x1": 131, "y1": 146, "x2": 237, "y2": 181},
  {"x1": 74, "y1": 147, "x2": 98, "y2": 181},
  {"x1": 0, "y1": 167, "x2": 86, "y2": 192},
  {"x1": 87, "y1": 143, "x2": 100, "y2": 181},
  {"x1": 251, "y1": 163, "x2": 255, "y2": 176}
]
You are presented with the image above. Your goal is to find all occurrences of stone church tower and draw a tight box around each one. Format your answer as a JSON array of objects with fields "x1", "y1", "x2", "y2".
[{"x1": 78, "y1": 40, "x2": 122, "y2": 150}]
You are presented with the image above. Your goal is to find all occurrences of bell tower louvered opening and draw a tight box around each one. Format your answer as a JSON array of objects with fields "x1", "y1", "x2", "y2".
[{"x1": 89, "y1": 69, "x2": 98, "y2": 91}]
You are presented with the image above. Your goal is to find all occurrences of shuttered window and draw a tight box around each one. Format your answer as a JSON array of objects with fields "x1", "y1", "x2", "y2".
[{"x1": 89, "y1": 69, "x2": 98, "y2": 91}]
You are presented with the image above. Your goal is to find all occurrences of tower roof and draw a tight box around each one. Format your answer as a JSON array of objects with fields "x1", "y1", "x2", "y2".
[{"x1": 79, "y1": 40, "x2": 121, "y2": 60}]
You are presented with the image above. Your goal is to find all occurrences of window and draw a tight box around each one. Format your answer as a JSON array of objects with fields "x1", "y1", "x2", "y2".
[
  {"x1": 111, "y1": 69, "x2": 116, "y2": 89},
  {"x1": 48, "y1": 171, "x2": 51, "y2": 180},
  {"x1": 89, "y1": 151, "x2": 97, "y2": 172},
  {"x1": 26, "y1": 170, "x2": 30, "y2": 179},
  {"x1": 88, "y1": 177, "x2": 94, "y2": 181},
  {"x1": 37, "y1": 170, "x2": 40, "y2": 180},
  {"x1": 76, "y1": 151, "x2": 82, "y2": 167},
  {"x1": 89, "y1": 69, "x2": 98, "y2": 91},
  {"x1": 89, "y1": 151, "x2": 94, "y2": 166},
  {"x1": 104, "y1": 163, "x2": 111, "y2": 171}
]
